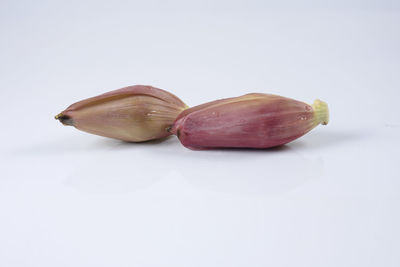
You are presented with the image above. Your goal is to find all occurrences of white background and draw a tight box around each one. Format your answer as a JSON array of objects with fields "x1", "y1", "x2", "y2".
[{"x1": 1, "y1": 0, "x2": 399, "y2": 266}]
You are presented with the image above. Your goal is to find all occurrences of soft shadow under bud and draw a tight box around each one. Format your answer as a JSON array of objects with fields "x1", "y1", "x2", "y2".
[{"x1": 56, "y1": 85, "x2": 187, "y2": 142}]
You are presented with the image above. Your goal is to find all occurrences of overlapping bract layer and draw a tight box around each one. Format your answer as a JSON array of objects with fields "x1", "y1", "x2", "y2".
[
  {"x1": 169, "y1": 93, "x2": 329, "y2": 149},
  {"x1": 55, "y1": 85, "x2": 187, "y2": 142}
]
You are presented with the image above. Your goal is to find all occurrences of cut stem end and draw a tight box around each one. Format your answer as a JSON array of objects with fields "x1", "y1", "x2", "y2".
[{"x1": 312, "y1": 99, "x2": 329, "y2": 125}]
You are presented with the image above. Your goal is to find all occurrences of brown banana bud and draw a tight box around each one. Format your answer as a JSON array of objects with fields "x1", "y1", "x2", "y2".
[
  {"x1": 169, "y1": 93, "x2": 329, "y2": 149},
  {"x1": 55, "y1": 85, "x2": 187, "y2": 142}
]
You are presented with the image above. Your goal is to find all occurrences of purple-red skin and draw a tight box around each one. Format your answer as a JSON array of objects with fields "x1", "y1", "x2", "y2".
[{"x1": 170, "y1": 93, "x2": 324, "y2": 149}]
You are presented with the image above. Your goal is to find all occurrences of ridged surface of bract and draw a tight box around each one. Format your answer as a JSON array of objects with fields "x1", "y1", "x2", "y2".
[
  {"x1": 170, "y1": 93, "x2": 329, "y2": 149},
  {"x1": 56, "y1": 85, "x2": 187, "y2": 142}
]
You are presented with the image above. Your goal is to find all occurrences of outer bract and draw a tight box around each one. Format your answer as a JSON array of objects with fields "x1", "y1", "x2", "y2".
[
  {"x1": 56, "y1": 85, "x2": 187, "y2": 142},
  {"x1": 170, "y1": 93, "x2": 329, "y2": 149}
]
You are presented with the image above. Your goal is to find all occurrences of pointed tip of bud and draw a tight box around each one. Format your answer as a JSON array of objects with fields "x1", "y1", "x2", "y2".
[
  {"x1": 312, "y1": 99, "x2": 329, "y2": 126},
  {"x1": 54, "y1": 113, "x2": 62, "y2": 120},
  {"x1": 55, "y1": 112, "x2": 74, "y2": 126}
]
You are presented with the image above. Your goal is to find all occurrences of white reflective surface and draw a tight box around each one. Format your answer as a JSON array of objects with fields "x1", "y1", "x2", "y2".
[{"x1": 1, "y1": 1, "x2": 399, "y2": 266}]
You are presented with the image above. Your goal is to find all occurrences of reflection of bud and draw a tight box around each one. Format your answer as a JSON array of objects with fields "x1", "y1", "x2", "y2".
[
  {"x1": 55, "y1": 85, "x2": 187, "y2": 142},
  {"x1": 170, "y1": 93, "x2": 329, "y2": 149}
]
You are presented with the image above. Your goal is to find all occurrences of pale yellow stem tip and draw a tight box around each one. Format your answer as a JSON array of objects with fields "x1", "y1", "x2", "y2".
[
  {"x1": 55, "y1": 113, "x2": 63, "y2": 120},
  {"x1": 312, "y1": 99, "x2": 329, "y2": 125}
]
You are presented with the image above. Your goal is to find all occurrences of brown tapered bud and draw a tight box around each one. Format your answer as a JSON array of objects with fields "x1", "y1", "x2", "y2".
[
  {"x1": 55, "y1": 85, "x2": 187, "y2": 142},
  {"x1": 169, "y1": 93, "x2": 329, "y2": 149}
]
